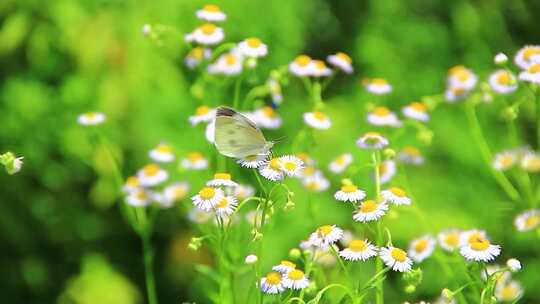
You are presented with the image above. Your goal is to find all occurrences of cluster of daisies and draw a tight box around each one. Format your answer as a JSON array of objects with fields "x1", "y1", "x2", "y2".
[
  {"x1": 493, "y1": 146, "x2": 540, "y2": 173},
  {"x1": 259, "y1": 260, "x2": 310, "y2": 294}
]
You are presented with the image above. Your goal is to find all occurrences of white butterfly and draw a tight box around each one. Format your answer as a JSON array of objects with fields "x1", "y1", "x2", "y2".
[{"x1": 214, "y1": 106, "x2": 274, "y2": 158}]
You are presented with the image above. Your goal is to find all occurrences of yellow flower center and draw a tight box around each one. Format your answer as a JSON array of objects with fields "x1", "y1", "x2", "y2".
[
  {"x1": 379, "y1": 163, "x2": 387, "y2": 175},
  {"x1": 470, "y1": 238, "x2": 490, "y2": 251},
  {"x1": 500, "y1": 155, "x2": 514, "y2": 167},
  {"x1": 269, "y1": 158, "x2": 282, "y2": 171},
  {"x1": 390, "y1": 248, "x2": 407, "y2": 262},
  {"x1": 156, "y1": 144, "x2": 172, "y2": 153},
  {"x1": 287, "y1": 269, "x2": 304, "y2": 281},
  {"x1": 216, "y1": 197, "x2": 228, "y2": 208},
  {"x1": 467, "y1": 232, "x2": 484, "y2": 244},
  {"x1": 496, "y1": 72, "x2": 511, "y2": 85},
  {"x1": 246, "y1": 37, "x2": 262, "y2": 48},
  {"x1": 173, "y1": 187, "x2": 187, "y2": 199},
  {"x1": 445, "y1": 233, "x2": 460, "y2": 247},
  {"x1": 336, "y1": 52, "x2": 352, "y2": 64},
  {"x1": 203, "y1": 4, "x2": 220, "y2": 12},
  {"x1": 456, "y1": 70, "x2": 470, "y2": 82},
  {"x1": 335, "y1": 155, "x2": 346, "y2": 165},
  {"x1": 284, "y1": 161, "x2": 297, "y2": 172},
  {"x1": 349, "y1": 240, "x2": 367, "y2": 252},
  {"x1": 295, "y1": 55, "x2": 312, "y2": 67},
  {"x1": 85, "y1": 112, "x2": 98, "y2": 119},
  {"x1": 126, "y1": 176, "x2": 139, "y2": 187},
  {"x1": 452, "y1": 87, "x2": 466, "y2": 96},
  {"x1": 365, "y1": 131, "x2": 381, "y2": 137},
  {"x1": 200, "y1": 23, "x2": 217, "y2": 35},
  {"x1": 188, "y1": 152, "x2": 203, "y2": 162},
  {"x1": 196, "y1": 105, "x2": 210, "y2": 115},
  {"x1": 525, "y1": 215, "x2": 539, "y2": 228},
  {"x1": 500, "y1": 285, "x2": 518, "y2": 300},
  {"x1": 280, "y1": 260, "x2": 296, "y2": 268},
  {"x1": 136, "y1": 190, "x2": 147, "y2": 200},
  {"x1": 314, "y1": 60, "x2": 327, "y2": 70},
  {"x1": 265, "y1": 272, "x2": 282, "y2": 285},
  {"x1": 143, "y1": 164, "x2": 160, "y2": 177},
  {"x1": 528, "y1": 64, "x2": 540, "y2": 74},
  {"x1": 190, "y1": 47, "x2": 204, "y2": 60},
  {"x1": 199, "y1": 187, "x2": 216, "y2": 200},
  {"x1": 341, "y1": 184, "x2": 358, "y2": 193},
  {"x1": 373, "y1": 107, "x2": 390, "y2": 116},
  {"x1": 409, "y1": 102, "x2": 427, "y2": 112},
  {"x1": 390, "y1": 187, "x2": 406, "y2": 197},
  {"x1": 523, "y1": 47, "x2": 540, "y2": 60},
  {"x1": 414, "y1": 239, "x2": 428, "y2": 252},
  {"x1": 303, "y1": 166, "x2": 316, "y2": 176},
  {"x1": 360, "y1": 200, "x2": 377, "y2": 213},
  {"x1": 448, "y1": 65, "x2": 466, "y2": 76},
  {"x1": 296, "y1": 152, "x2": 309, "y2": 162},
  {"x1": 262, "y1": 106, "x2": 276, "y2": 118},
  {"x1": 371, "y1": 78, "x2": 388, "y2": 85},
  {"x1": 224, "y1": 54, "x2": 237, "y2": 65},
  {"x1": 306, "y1": 181, "x2": 318, "y2": 190},
  {"x1": 402, "y1": 146, "x2": 420, "y2": 156},
  {"x1": 317, "y1": 225, "x2": 333, "y2": 236},
  {"x1": 214, "y1": 172, "x2": 231, "y2": 180},
  {"x1": 312, "y1": 111, "x2": 327, "y2": 121}
]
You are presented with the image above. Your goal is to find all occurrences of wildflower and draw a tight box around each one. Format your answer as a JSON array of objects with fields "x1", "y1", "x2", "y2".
[
  {"x1": 506, "y1": 258, "x2": 521, "y2": 272},
  {"x1": 408, "y1": 235, "x2": 436, "y2": 263},
  {"x1": 141, "y1": 24, "x2": 152, "y2": 36},
  {"x1": 514, "y1": 45, "x2": 540, "y2": 69},
  {"x1": 495, "y1": 280, "x2": 523, "y2": 302},
  {"x1": 329, "y1": 153, "x2": 353, "y2": 174},
  {"x1": 308, "y1": 225, "x2": 344, "y2": 250},
  {"x1": 0, "y1": 152, "x2": 24, "y2": 175},
  {"x1": 159, "y1": 181, "x2": 190, "y2": 206},
  {"x1": 187, "y1": 207, "x2": 212, "y2": 224},
  {"x1": 208, "y1": 53, "x2": 243, "y2": 75},
  {"x1": 402, "y1": 102, "x2": 429, "y2": 122},
  {"x1": 192, "y1": 186, "x2": 224, "y2": 211},
  {"x1": 184, "y1": 23, "x2": 224, "y2": 45},
  {"x1": 438, "y1": 229, "x2": 462, "y2": 252},
  {"x1": 252, "y1": 106, "x2": 282, "y2": 129},
  {"x1": 356, "y1": 132, "x2": 389, "y2": 150},
  {"x1": 195, "y1": 4, "x2": 226, "y2": 22},
  {"x1": 367, "y1": 106, "x2": 401, "y2": 127},
  {"x1": 514, "y1": 209, "x2": 540, "y2": 231},
  {"x1": 122, "y1": 176, "x2": 140, "y2": 193},
  {"x1": 289, "y1": 55, "x2": 314, "y2": 77},
  {"x1": 334, "y1": 181, "x2": 366, "y2": 203},
  {"x1": 339, "y1": 239, "x2": 377, "y2": 261},
  {"x1": 520, "y1": 152, "x2": 540, "y2": 172},
  {"x1": 267, "y1": 79, "x2": 283, "y2": 105},
  {"x1": 207, "y1": 172, "x2": 237, "y2": 187},
  {"x1": 237, "y1": 37, "x2": 267, "y2": 58},
  {"x1": 282, "y1": 269, "x2": 309, "y2": 290},
  {"x1": 272, "y1": 260, "x2": 296, "y2": 273},
  {"x1": 364, "y1": 78, "x2": 392, "y2": 95},
  {"x1": 494, "y1": 52, "x2": 508, "y2": 65},
  {"x1": 379, "y1": 246, "x2": 413, "y2": 272},
  {"x1": 214, "y1": 196, "x2": 237, "y2": 217},
  {"x1": 259, "y1": 157, "x2": 284, "y2": 181},
  {"x1": 327, "y1": 52, "x2": 353, "y2": 74},
  {"x1": 185, "y1": 47, "x2": 211, "y2": 69},
  {"x1": 137, "y1": 163, "x2": 168, "y2": 186},
  {"x1": 381, "y1": 187, "x2": 411, "y2": 205},
  {"x1": 245, "y1": 254, "x2": 258, "y2": 265},
  {"x1": 519, "y1": 63, "x2": 540, "y2": 84},
  {"x1": 492, "y1": 151, "x2": 516, "y2": 171},
  {"x1": 444, "y1": 86, "x2": 469, "y2": 102},
  {"x1": 188, "y1": 105, "x2": 215, "y2": 126},
  {"x1": 302, "y1": 173, "x2": 330, "y2": 192},
  {"x1": 149, "y1": 143, "x2": 175, "y2": 163},
  {"x1": 447, "y1": 65, "x2": 477, "y2": 90},
  {"x1": 488, "y1": 70, "x2": 518, "y2": 94},
  {"x1": 303, "y1": 111, "x2": 332, "y2": 129},
  {"x1": 181, "y1": 152, "x2": 208, "y2": 170},
  {"x1": 126, "y1": 189, "x2": 151, "y2": 207},
  {"x1": 260, "y1": 272, "x2": 285, "y2": 294},
  {"x1": 378, "y1": 160, "x2": 397, "y2": 184},
  {"x1": 237, "y1": 153, "x2": 269, "y2": 168},
  {"x1": 398, "y1": 146, "x2": 424, "y2": 165},
  {"x1": 460, "y1": 235, "x2": 501, "y2": 262},
  {"x1": 77, "y1": 112, "x2": 105, "y2": 126},
  {"x1": 353, "y1": 199, "x2": 388, "y2": 222},
  {"x1": 279, "y1": 155, "x2": 304, "y2": 177},
  {"x1": 235, "y1": 184, "x2": 255, "y2": 200},
  {"x1": 310, "y1": 60, "x2": 332, "y2": 77},
  {"x1": 460, "y1": 229, "x2": 487, "y2": 246}
]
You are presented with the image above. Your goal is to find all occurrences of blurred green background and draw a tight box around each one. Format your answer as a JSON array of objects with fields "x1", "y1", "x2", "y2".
[{"x1": 1, "y1": 0, "x2": 540, "y2": 303}]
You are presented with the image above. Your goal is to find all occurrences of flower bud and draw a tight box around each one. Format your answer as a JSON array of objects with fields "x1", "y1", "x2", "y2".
[
  {"x1": 245, "y1": 254, "x2": 258, "y2": 265},
  {"x1": 283, "y1": 200, "x2": 295, "y2": 212},
  {"x1": 404, "y1": 284, "x2": 416, "y2": 293},
  {"x1": 494, "y1": 52, "x2": 508, "y2": 65},
  {"x1": 502, "y1": 107, "x2": 518, "y2": 121},
  {"x1": 289, "y1": 248, "x2": 301, "y2": 260},
  {"x1": 383, "y1": 148, "x2": 396, "y2": 159},
  {"x1": 0, "y1": 152, "x2": 23, "y2": 175},
  {"x1": 506, "y1": 258, "x2": 521, "y2": 272},
  {"x1": 252, "y1": 230, "x2": 263, "y2": 242},
  {"x1": 442, "y1": 288, "x2": 454, "y2": 300},
  {"x1": 188, "y1": 237, "x2": 203, "y2": 251}
]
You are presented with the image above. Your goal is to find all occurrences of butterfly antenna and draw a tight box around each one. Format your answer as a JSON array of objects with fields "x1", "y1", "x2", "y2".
[{"x1": 273, "y1": 135, "x2": 288, "y2": 143}]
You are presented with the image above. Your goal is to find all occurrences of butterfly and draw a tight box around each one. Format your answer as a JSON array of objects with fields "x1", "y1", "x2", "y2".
[{"x1": 214, "y1": 106, "x2": 274, "y2": 158}]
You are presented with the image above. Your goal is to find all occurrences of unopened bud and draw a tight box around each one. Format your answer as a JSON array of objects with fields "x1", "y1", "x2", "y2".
[
  {"x1": 442, "y1": 288, "x2": 454, "y2": 300},
  {"x1": 283, "y1": 200, "x2": 295, "y2": 211},
  {"x1": 289, "y1": 248, "x2": 301, "y2": 260},
  {"x1": 506, "y1": 258, "x2": 521, "y2": 272},
  {"x1": 188, "y1": 237, "x2": 203, "y2": 251},
  {"x1": 383, "y1": 148, "x2": 396, "y2": 159},
  {"x1": 502, "y1": 107, "x2": 518, "y2": 121},
  {"x1": 494, "y1": 52, "x2": 508, "y2": 65},
  {"x1": 245, "y1": 254, "x2": 258, "y2": 265},
  {"x1": 404, "y1": 284, "x2": 416, "y2": 293}
]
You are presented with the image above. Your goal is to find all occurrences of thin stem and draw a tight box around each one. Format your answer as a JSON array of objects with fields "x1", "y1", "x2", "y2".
[
  {"x1": 142, "y1": 233, "x2": 158, "y2": 304},
  {"x1": 536, "y1": 87, "x2": 540, "y2": 149},
  {"x1": 372, "y1": 151, "x2": 384, "y2": 304},
  {"x1": 232, "y1": 75, "x2": 243, "y2": 109}
]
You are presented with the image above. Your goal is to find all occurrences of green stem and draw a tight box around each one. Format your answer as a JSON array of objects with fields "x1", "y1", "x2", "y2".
[
  {"x1": 142, "y1": 233, "x2": 158, "y2": 304},
  {"x1": 233, "y1": 75, "x2": 243, "y2": 109},
  {"x1": 536, "y1": 87, "x2": 540, "y2": 149},
  {"x1": 371, "y1": 151, "x2": 384, "y2": 304}
]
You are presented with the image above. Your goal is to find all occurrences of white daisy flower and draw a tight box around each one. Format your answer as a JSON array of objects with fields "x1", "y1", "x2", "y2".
[
  {"x1": 237, "y1": 153, "x2": 269, "y2": 168},
  {"x1": 302, "y1": 173, "x2": 330, "y2": 192},
  {"x1": 519, "y1": 63, "x2": 540, "y2": 84},
  {"x1": 77, "y1": 112, "x2": 106, "y2": 126},
  {"x1": 235, "y1": 184, "x2": 255, "y2": 200},
  {"x1": 367, "y1": 106, "x2": 401, "y2": 127},
  {"x1": 184, "y1": 23, "x2": 224, "y2": 45},
  {"x1": 495, "y1": 280, "x2": 523, "y2": 302},
  {"x1": 188, "y1": 105, "x2": 215, "y2": 126},
  {"x1": 137, "y1": 163, "x2": 168, "y2": 187},
  {"x1": 402, "y1": 102, "x2": 429, "y2": 122},
  {"x1": 444, "y1": 86, "x2": 469, "y2": 103},
  {"x1": 506, "y1": 258, "x2": 521, "y2": 272},
  {"x1": 279, "y1": 155, "x2": 304, "y2": 177},
  {"x1": 289, "y1": 55, "x2": 315, "y2": 77},
  {"x1": 514, "y1": 45, "x2": 540, "y2": 69},
  {"x1": 259, "y1": 157, "x2": 284, "y2": 181},
  {"x1": 214, "y1": 195, "x2": 237, "y2": 217},
  {"x1": 272, "y1": 260, "x2": 297, "y2": 274},
  {"x1": 408, "y1": 235, "x2": 436, "y2": 263},
  {"x1": 327, "y1": 52, "x2": 353, "y2": 74},
  {"x1": 520, "y1": 152, "x2": 540, "y2": 172},
  {"x1": 122, "y1": 176, "x2": 140, "y2": 193},
  {"x1": 260, "y1": 272, "x2": 285, "y2": 294},
  {"x1": 185, "y1": 47, "x2": 211, "y2": 69},
  {"x1": 207, "y1": 172, "x2": 238, "y2": 187},
  {"x1": 381, "y1": 187, "x2": 411, "y2": 206},
  {"x1": 492, "y1": 151, "x2": 516, "y2": 171},
  {"x1": 252, "y1": 106, "x2": 282, "y2": 129},
  {"x1": 460, "y1": 229, "x2": 487, "y2": 246},
  {"x1": 379, "y1": 246, "x2": 413, "y2": 272},
  {"x1": 398, "y1": 146, "x2": 425, "y2": 165},
  {"x1": 187, "y1": 207, "x2": 212, "y2": 224},
  {"x1": 181, "y1": 152, "x2": 208, "y2": 170},
  {"x1": 378, "y1": 160, "x2": 397, "y2": 184},
  {"x1": 353, "y1": 200, "x2": 388, "y2": 222},
  {"x1": 488, "y1": 70, "x2": 518, "y2": 94},
  {"x1": 157, "y1": 181, "x2": 190, "y2": 208},
  {"x1": 126, "y1": 188, "x2": 151, "y2": 207},
  {"x1": 148, "y1": 143, "x2": 175, "y2": 163},
  {"x1": 339, "y1": 239, "x2": 378, "y2": 261},
  {"x1": 303, "y1": 111, "x2": 332, "y2": 129},
  {"x1": 310, "y1": 60, "x2": 332, "y2": 77},
  {"x1": 296, "y1": 152, "x2": 316, "y2": 167},
  {"x1": 308, "y1": 225, "x2": 344, "y2": 250},
  {"x1": 195, "y1": 4, "x2": 226, "y2": 22},
  {"x1": 238, "y1": 37, "x2": 267, "y2": 58},
  {"x1": 282, "y1": 269, "x2": 309, "y2": 290},
  {"x1": 208, "y1": 53, "x2": 243, "y2": 75},
  {"x1": 205, "y1": 119, "x2": 215, "y2": 143},
  {"x1": 364, "y1": 78, "x2": 392, "y2": 95},
  {"x1": 328, "y1": 153, "x2": 353, "y2": 174},
  {"x1": 191, "y1": 186, "x2": 224, "y2": 211},
  {"x1": 447, "y1": 65, "x2": 477, "y2": 90},
  {"x1": 437, "y1": 229, "x2": 462, "y2": 252},
  {"x1": 514, "y1": 209, "x2": 540, "y2": 232},
  {"x1": 460, "y1": 236, "x2": 501, "y2": 262},
  {"x1": 356, "y1": 132, "x2": 389, "y2": 150},
  {"x1": 334, "y1": 183, "x2": 366, "y2": 203}
]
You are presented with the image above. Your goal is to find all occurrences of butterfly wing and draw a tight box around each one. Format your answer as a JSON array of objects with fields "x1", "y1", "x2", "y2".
[{"x1": 214, "y1": 107, "x2": 268, "y2": 158}]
